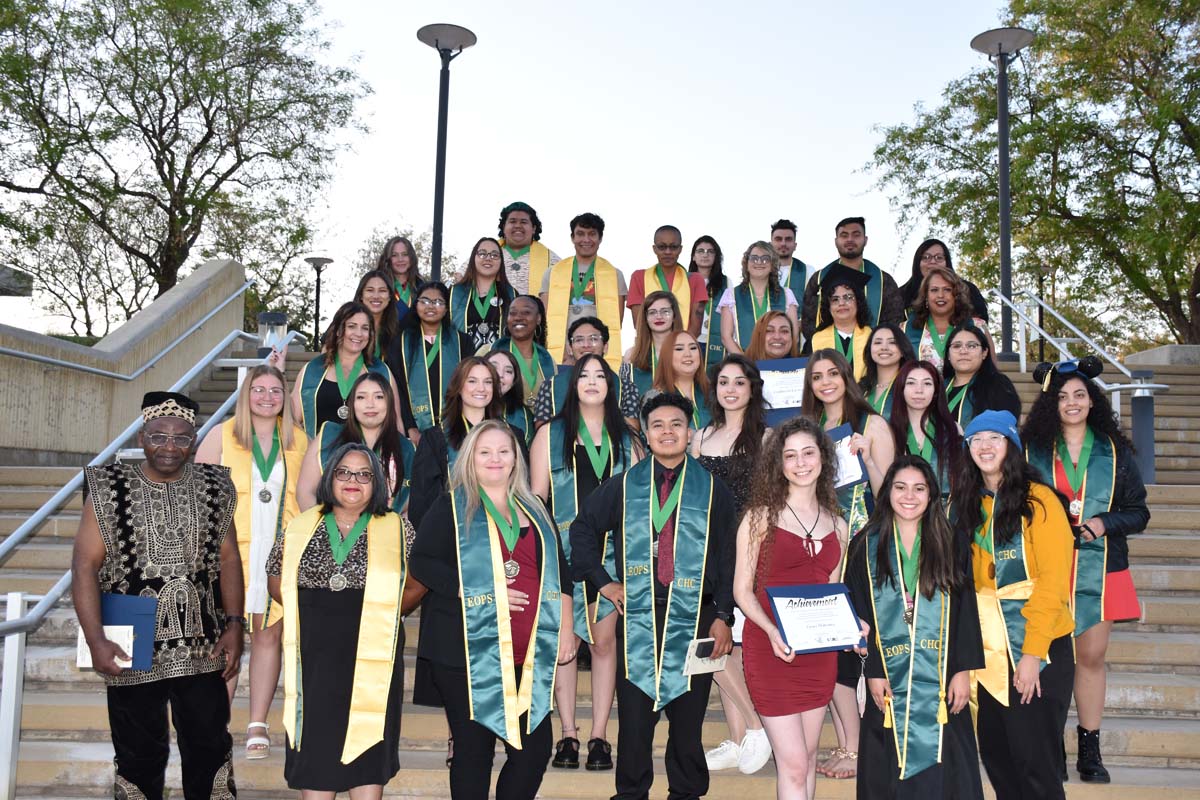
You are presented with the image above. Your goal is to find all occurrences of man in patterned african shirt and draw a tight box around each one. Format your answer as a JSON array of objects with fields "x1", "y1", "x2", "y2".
[{"x1": 72, "y1": 391, "x2": 245, "y2": 800}]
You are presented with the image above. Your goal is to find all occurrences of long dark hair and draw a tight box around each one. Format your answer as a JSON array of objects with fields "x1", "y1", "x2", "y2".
[
  {"x1": 860, "y1": 323, "x2": 917, "y2": 396},
  {"x1": 739, "y1": 241, "x2": 783, "y2": 303},
  {"x1": 441, "y1": 357, "x2": 505, "y2": 449},
  {"x1": 889, "y1": 361, "x2": 963, "y2": 480},
  {"x1": 951, "y1": 441, "x2": 1054, "y2": 546},
  {"x1": 815, "y1": 277, "x2": 870, "y2": 331},
  {"x1": 801, "y1": 349, "x2": 878, "y2": 430},
  {"x1": 852, "y1": 456, "x2": 965, "y2": 597},
  {"x1": 400, "y1": 281, "x2": 454, "y2": 333},
  {"x1": 353, "y1": 270, "x2": 400, "y2": 349},
  {"x1": 335, "y1": 372, "x2": 406, "y2": 493},
  {"x1": 746, "y1": 417, "x2": 841, "y2": 590},
  {"x1": 458, "y1": 236, "x2": 513, "y2": 317},
  {"x1": 942, "y1": 322, "x2": 1015, "y2": 412},
  {"x1": 910, "y1": 266, "x2": 973, "y2": 329},
  {"x1": 705, "y1": 355, "x2": 766, "y2": 461},
  {"x1": 322, "y1": 301, "x2": 377, "y2": 367},
  {"x1": 484, "y1": 349, "x2": 528, "y2": 415},
  {"x1": 555, "y1": 353, "x2": 637, "y2": 471},
  {"x1": 377, "y1": 236, "x2": 425, "y2": 289},
  {"x1": 899, "y1": 238, "x2": 954, "y2": 309},
  {"x1": 688, "y1": 235, "x2": 727, "y2": 298},
  {"x1": 1020, "y1": 367, "x2": 1130, "y2": 452}
]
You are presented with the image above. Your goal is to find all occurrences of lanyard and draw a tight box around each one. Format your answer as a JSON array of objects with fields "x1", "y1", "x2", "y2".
[
  {"x1": 471, "y1": 282, "x2": 498, "y2": 320},
  {"x1": 906, "y1": 422, "x2": 934, "y2": 462},
  {"x1": 510, "y1": 340, "x2": 537, "y2": 389},
  {"x1": 651, "y1": 464, "x2": 685, "y2": 533},
  {"x1": 571, "y1": 258, "x2": 596, "y2": 302},
  {"x1": 251, "y1": 427, "x2": 280, "y2": 482},
  {"x1": 324, "y1": 511, "x2": 370, "y2": 565},
  {"x1": 424, "y1": 330, "x2": 441, "y2": 370},
  {"x1": 895, "y1": 522, "x2": 922, "y2": 600},
  {"x1": 578, "y1": 421, "x2": 612, "y2": 482},
  {"x1": 394, "y1": 280, "x2": 412, "y2": 306},
  {"x1": 480, "y1": 490, "x2": 521, "y2": 551},
  {"x1": 1056, "y1": 427, "x2": 1095, "y2": 494},
  {"x1": 334, "y1": 355, "x2": 365, "y2": 401}
]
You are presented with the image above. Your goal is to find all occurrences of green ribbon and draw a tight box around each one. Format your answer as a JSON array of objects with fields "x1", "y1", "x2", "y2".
[
  {"x1": 571, "y1": 258, "x2": 596, "y2": 302},
  {"x1": 479, "y1": 489, "x2": 521, "y2": 551},
  {"x1": 651, "y1": 465, "x2": 685, "y2": 533},
  {"x1": 750, "y1": 285, "x2": 769, "y2": 321},
  {"x1": 394, "y1": 280, "x2": 412, "y2": 306},
  {"x1": 655, "y1": 264, "x2": 674, "y2": 296},
  {"x1": 424, "y1": 331, "x2": 441, "y2": 370},
  {"x1": 907, "y1": 422, "x2": 935, "y2": 463},
  {"x1": 472, "y1": 282, "x2": 498, "y2": 320},
  {"x1": 1056, "y1": 427, "x2": 1095, "y2": 496},
  {"x1": 251, "y1": 427, "x2": 280, "y2": 483},
  {"x1": 323, "y1": 511, "x2": 370, "y2": 565},
  {"x1": 945, "y1": 380, "x2": 973, "y2": 425},
  {"x1": 865, "y1": 525, "x2": 950, "y2": 780},
  {"x1": 577, "y1": 421, "x2": 612, "y2": 483},
  {"x1": 334, "y1": 354, "x2": 366, "y2": 402},
  {"x1": 897, "y1": 523, "x2": 921, "y2": 600},
  {"x1": 868, "y1": 381, "x2": 894, "y2": 416},
  {"x1": 926, "y1": 320, "x2": 951, "y2": 362},
  {"x1": 510, "y1": 340, "x2": 538, "y2": 390},
  {"x1": 835, "y1": 330, "x2": 854, "y2": 363},
  {"x1": 621, "y1": 457, "x2": 713, "y2": 709},
  {"x1": 504, "y1": 244, "x2": 530, "y2": 260}
]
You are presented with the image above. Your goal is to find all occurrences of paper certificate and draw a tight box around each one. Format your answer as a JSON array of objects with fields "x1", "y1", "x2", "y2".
[
  {"x1": 765, "y1": 583, "x2": 865, "y2": 655},
  {"x1": 759, "y1": 357, "x2": 808, "y2": 426},
  {"x1": 826, "y1": 423, "x2": 868, "y2": 489}
]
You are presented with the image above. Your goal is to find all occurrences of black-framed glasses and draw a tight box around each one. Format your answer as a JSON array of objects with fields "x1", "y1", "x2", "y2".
[
  {"x1": 334, "y1": 467, "x2": 374, "y2": 484},
  {"x1": 476, "y1": 251, "x2": 502, "y2": 261},
  {"x1": 146, "y1": 433, "x2": 194, "y2": 449},
  {"x1": 655, "y1": 243, "x2": 683, "y2": 252},
  {"x1": 920, "y1": 252, "x2": 947, "y2": 264}
]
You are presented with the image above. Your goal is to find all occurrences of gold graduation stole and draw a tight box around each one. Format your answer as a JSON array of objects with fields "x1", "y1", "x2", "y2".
[
  {"x1": 281, "y1": 508, "x2": 406, "y2": 762},
  {"x1": 810, "y1": 325, "x2": 871, "y2": 381},
  {"x1": 545, "y1": 257, "x2": 622, "y2": 370},
  {"x1": 642, "y1": 264, "x2": 693, "y2": 328},
  {"x1": 503, "y1": 239, "x2": 552, "y2": 298}
]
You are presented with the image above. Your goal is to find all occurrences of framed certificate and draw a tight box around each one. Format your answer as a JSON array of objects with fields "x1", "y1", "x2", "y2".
[
  {"x1": 759, "y1": 357, "x2": 808, "y2": 427},
  {"x1": 825, "y1": 423, "x2": 868, "y2": 490},
  {"x1": 765, "y1": 583, "x2": 865, "y2": 655}
]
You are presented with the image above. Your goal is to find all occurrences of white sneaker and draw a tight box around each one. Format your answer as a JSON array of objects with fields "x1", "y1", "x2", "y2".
[
  {"x1": 737, "y1": 728, "x2": 773, "y2": 774},
  {"x1": 705, "y1": 739, "x2": 741, "y2": 770}
]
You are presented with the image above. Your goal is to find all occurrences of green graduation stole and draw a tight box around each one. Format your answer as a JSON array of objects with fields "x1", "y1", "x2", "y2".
[
  {"x1": 732, "y1": 284, "x2": 785, "y2": 349},
  {"x1": 780, "y1": 259, "x2": 809, "y2": 295},
  {"x1": 299, "y1": 355, "x2": 392, "y2": 439},
  {"x1": 402, "y1": 327, "x2": 462, "y2": 430},
  {"x1": 703, "y1": 306, "x2": 726, "y2": 372},
  {"x1": 864, "y1": 526, "x2": 951, "y2": 780},
  {"x1": 1027, "y1": 432, "x2": 1115, "y2": 635},
  {"x1": 317, "y1": 422, "x2": 415, "y2": 513},
  {"x1": 867, "y1": 381, "x2": 895, "y2": 417},
  {"x1": 551, "y1": 371, "x2": 623, "y2": 418},
  {"x1": 547, "y1": 419, "x2": 625, "y2": 641},
  {"x1": 506, "y1": 405, "x2": 535, "y2": 446},
  {"x1": 450, "y1": 488, "x2": 561, "y2": 747},
  {"x1": 449, "y1": 282, "x2": 512, "y2": 340},
  {"x1": 620, "y1": 456, "x2": 714, "y2": 709},
  {"x1": 817, "y1": 259, "x2": 885, "y2": 325},
  {"x1": 946, "y1": 380, "x2": 975, "y2": 428},
  {"x1": 492, "y1": 337, "x2": 556, "y2": 400},
  {"x1": 629, "y1": 365, "x2": 654, "y2": 399}
]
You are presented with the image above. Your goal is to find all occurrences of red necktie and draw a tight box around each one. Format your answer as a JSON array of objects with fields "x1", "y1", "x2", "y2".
[{"x1": 656, "y1": 469, "x2": 676, "y2": 586}]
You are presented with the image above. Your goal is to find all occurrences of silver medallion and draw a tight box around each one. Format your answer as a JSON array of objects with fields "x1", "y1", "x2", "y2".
[
  {"x1": 504, "y1": 559, "x2": 520, "y2": 579},
  {"x1": 258, "y1": 488, "x2": 272, "y2": 503},
  {"x1": 329, "y1": 572, "x2": 348, "y2": 592},
  {"x1": 904, "y1": 605, "x2": 915, "y2": 626},
  {"x1": 490, "y1": 295, "x2": 501, "y2": 306},
  {"x1": 337, "y1": 404, "x2": 350, "y2": 420},
  {"x1": 1069, "y1": 499, "x2": 1083, "y2": 518},
  {"x1": 652, "y1": 539, "x2": 659, "y2": 558}
]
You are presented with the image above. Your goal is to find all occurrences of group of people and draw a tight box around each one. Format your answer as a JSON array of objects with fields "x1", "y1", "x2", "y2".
[{"x1": 70, "y1": 201, "x2": 1150, "y2": 800}]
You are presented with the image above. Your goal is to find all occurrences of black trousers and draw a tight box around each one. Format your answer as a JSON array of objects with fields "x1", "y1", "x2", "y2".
[
  {"x1": 106, "y1": 670, "x2": 235, "y2": 800},
  {"x1": 613, "y1": 603, "x2": 716, "y2": 800},
  {"x1": 433, "y1": 663, "x2": 553, "y2": 800},
  {"x1": 977, "y1": 634, "x2": 1074, "y2": 800}
]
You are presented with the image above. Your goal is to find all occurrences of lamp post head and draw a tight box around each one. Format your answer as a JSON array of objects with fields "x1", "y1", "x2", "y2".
[
  {"x1": 417, "y1": 23, "x2": 477, "y2": 56},
  {"x1": 304, "y1": 256, "x2": 333, "y2": 272},
  {"x1": 971, "y1": 26, "x2": 1035, "y2": 58}
]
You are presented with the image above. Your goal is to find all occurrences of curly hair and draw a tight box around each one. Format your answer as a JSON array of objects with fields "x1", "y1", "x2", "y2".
[
  {"x1": 1020, "y1": 369, "x2": 1131, "y2": 453},
  {"x1": 910, "y1": 266, "x2": 973, "y2": 329},
  {"x1": 745, "y1": 416, "x2": 841, "y2": 590},
  {"x1": 814, "y1": 276, "x2": 870, "y2": 331},
  {"x1": 739, "y1": 241, "x2": 784, "y2": 304}
]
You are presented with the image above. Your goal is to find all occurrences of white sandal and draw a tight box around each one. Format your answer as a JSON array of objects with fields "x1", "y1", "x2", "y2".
[{"x1": 246, "y1": 722, "x2": 270, "y2": 760}]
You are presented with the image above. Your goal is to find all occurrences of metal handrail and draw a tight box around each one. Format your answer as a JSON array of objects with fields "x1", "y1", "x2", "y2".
[
  {"x1": 0, "y1": 279, "x2": 253, "y2": 380},
  {"x1": 0, "y1": 329, "x2": 304, "y2": 639}
]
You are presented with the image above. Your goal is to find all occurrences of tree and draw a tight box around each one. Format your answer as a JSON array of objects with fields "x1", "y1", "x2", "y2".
[
  {"x1": 0, "y1": 0, "x2": 368, "y2": 313},
  {"x1": 870, "y1": 0, "x2": 1200, "y2": 350},
  {"x1": 353, "y1": 224, "x2": 464, "y2": 287}
]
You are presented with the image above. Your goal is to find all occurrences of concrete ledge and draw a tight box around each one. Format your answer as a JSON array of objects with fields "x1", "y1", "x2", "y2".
[{"x1": 1128, "y1": 345, "x2": 1200, "y2": 366}]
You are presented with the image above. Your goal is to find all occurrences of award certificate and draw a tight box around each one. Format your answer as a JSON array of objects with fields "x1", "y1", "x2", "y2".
[
  {"x1": 826, "y1": 423, "x2": 868, "y2": 489},
  {"x1": 759, "y1": 357, "x2": 808, "y2": 426},
  {"x1": 766, "y1": 583, "x2": 865, "y2": 655}
]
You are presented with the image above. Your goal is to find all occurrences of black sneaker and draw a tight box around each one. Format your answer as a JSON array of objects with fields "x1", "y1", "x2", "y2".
[
  {"x1": 586, "y1": 738, "x2": 613, "y2": 771},
  {"x1": 552, "y1": 737, "x2": 580, "y2": 769}
]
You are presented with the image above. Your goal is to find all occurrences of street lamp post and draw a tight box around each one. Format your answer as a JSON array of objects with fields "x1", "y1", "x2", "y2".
[
  {"x1": 305, "y1": 256, "x2": 333, "y2": 348},
  {"x1": 971, "y1": 26, "x2": 1035, "y2": 363},
  {"x1": 417, "y1": 23, "x2": 477, "y2": 283}
]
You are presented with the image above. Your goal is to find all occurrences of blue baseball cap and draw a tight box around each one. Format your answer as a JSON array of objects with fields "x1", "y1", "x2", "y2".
[{"x1": 963, "y1": 409, "x2": 1021, "y2": 450}]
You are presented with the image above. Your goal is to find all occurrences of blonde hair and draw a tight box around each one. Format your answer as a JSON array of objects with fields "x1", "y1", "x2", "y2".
[
  {"x1": 233, "y1": 365, "x2": 298, "y2": 451},
  {"x1": 449, "y1": 419, "x2": 544, "y2": 522}
]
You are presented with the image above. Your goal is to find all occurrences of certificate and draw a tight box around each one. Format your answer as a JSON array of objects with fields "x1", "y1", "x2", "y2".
[
  {"x1": 826, "y1": 423, "x2": 868, "y2": 490},
  {"x1": 765, "y1": 583, "x2": 865, "y2": 655},
  {"x1": 759, "y1": 357, "x2": 808, "y2": 426}
]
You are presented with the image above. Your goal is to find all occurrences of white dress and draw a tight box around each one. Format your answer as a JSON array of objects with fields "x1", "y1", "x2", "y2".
[{"x1": 246, "y1": 459, "x2": 285, "y2": 615}]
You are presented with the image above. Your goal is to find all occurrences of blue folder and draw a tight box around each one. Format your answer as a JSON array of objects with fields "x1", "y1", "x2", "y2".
[
  {"x1": 758, "y1": 357, "x2": 808, "y2": 427},
  {"x1": 765, "y1": 582, "x2": 867, "y2": 654},
  {"x1": 100, "y1": 592, "x2": 157, "y2": 671}
]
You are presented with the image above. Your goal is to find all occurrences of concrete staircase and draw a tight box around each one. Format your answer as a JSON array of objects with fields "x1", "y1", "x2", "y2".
[{"x1": 3, "y1": 360, "x2": 1200, "y2": 798}]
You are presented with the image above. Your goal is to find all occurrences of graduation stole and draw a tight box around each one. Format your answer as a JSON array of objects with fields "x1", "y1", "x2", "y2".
[
  {"x1": 643, "y1": 264, "x2": 693, "y2": 328},
  {"x1": 402, "y1": 327, "x2": 461, "y2": 430},
  {"x1": 317, "y1": 422, "x2": 414, "y2": 513},
  {"x1": 630, "y1": 365, "x2": 654, "y2": 398},
  {"x1": 546, "y1": 257, "x2": 622, "y2": 370},
  {"x1": 780, "y1": 259, "x2": 809, "y2": 295},
  {"x1": 503, "y1": 239, "x2": 552, "y2": 299},
  {"x1": 810, "y1": 325, "x2": 871, "y2": 381},
  {"x1": 547, "y1": 418, "x2": 626, "y2": 641},
  {"x1": 298, "y1": 355, "x2": 391, "y2": 439},
  {"x1": 867, "y1": 380, "x2": 895, "y2": 418},
  {"x1": 493, "y1": 337, "x2": 556, "y2": 403},
  {"x1": 281, "y1": 508, "x2": 405, "y2": 763},
  {"x1": 450, "y1": 487, "x2": 561, "y2": 747},
  {"x1": 677, "y1": 381, "x2": 712, "y2": 430},
  {"x1": 221, "y1": 420, "x2": 306, "y2": 631},
  {"x1": 704, "y1": 315, "x2": 726, "y2": 373},
  {"x1": 449, "y1": 281, "x2": 513, "y2": 338},
  {"x1": 1028, "y1": 432, "x2": 1115, "y2": 636},
  {"x1": 971, "y1": 496, "x2": 1049, "y2": 706},
  {"x1": 816, "y1": 259, "x2": 885, "y2": 326},
  {"x1": 621, "y1": 456, "x2": 714, "y2": 709},
  {"x1": 506, "y1": 405, "x2": 535, "y2": 447},
  {"x1": 865, "y1": 526, "x2": 951, "y2": 780},
  {"x1": 946, "y1": 380, "x2": 975, "y2": 428},
  {"x1": 732, "y1": 284, "x2": 786, "y2": 349}
]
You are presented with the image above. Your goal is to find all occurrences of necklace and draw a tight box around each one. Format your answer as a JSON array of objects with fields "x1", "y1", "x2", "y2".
[{"x1": 786, "y1": 503, "x2": 820, "y2": 539}]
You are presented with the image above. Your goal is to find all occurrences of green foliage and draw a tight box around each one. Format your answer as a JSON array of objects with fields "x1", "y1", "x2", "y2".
[{"x1": 870, "y1": 0, "x2": 1200, "y2": 350}]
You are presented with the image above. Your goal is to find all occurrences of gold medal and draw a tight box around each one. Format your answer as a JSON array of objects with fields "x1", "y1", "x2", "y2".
[
  {"x1": 337, "y1": 404, "x2": 350, "y2": 420},
  {"x1": 329, "y1": 572, "x2": 348, "y2": 591},
  {"x1": 258, "y1": 488, "x2": 272, "y2": 503},
  {"x1": 503, "y1": 559, "x2": 520, "y2": 579}
]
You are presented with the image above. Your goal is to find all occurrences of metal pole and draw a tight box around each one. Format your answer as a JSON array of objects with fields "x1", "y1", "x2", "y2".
[
  {"x1": 1037, "y1": 269, "x2": 1045, "y2": 363},
  {"x1": 1131, "y1": 372, "x2": 1157, "y2": 484},
  {"x1": 1, "y1": 592, "x2": 28, "y2": 800},
  {"x1": 313, "y1": 265, "x2": 323, "y2": 348},
  {"x1": 997, "y1": 50, "x2": 1017, "y2": 361},
  {"x1": 430, "y1": 50, "x2": 453, "y2": 283}
]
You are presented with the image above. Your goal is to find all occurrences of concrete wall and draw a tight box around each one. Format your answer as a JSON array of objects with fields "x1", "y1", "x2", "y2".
[{"x1": 0, "y1": 259, "x2": 247, "y2": 460}]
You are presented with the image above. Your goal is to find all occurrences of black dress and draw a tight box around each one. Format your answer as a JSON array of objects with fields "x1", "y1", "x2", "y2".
[
  {"x1": 696, "y1": 450, "x2": 753, "y2": 520},
  {"x1": 845, "y1": 532, "x2": 985, "y2": 800}
]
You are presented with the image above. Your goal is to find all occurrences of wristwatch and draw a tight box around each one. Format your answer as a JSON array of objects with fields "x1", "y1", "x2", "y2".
[
  {"x1": 224, "y1": 615, "x2": 247, "y2": 629},
  {"x1": 715, "y1": 611, "x2": 735, "y2": 626}
]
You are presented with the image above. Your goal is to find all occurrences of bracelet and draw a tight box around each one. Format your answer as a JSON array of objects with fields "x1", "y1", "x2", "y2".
[{"x1": 224, "y1": 615, "x2": 247, "y2": 629}]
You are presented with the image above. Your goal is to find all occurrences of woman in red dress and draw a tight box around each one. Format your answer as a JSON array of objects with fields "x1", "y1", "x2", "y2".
[{"x1": 735, "y1": 415, "x2": 867, "y2": 799}]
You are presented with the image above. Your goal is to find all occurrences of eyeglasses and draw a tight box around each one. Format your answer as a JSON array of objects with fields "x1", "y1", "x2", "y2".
[
  {"x1": 747, "y1": 255, "x2": 773, "y2": 265},
  {"x1": 570, "y1": 334, "x2": 605, "y2": 346},
  {"x1": 249, "y1": 386, "x2": 284, "y2": 396},
  {"x1": 920, "y1": 252, "x2": 947, "y2": 264},
  {"x1": 417, "y1": 297, "x2": 446, "y2": 307},
  {"x1": 949, "y1": 341, "x2": 982, "y2": 352},
  {"x1": 145, "y1": 433, "x2": 194, "y2": 449},
  {"x1": 333, "y1": 467, "x2": 374, "y2": 484},
  {"x1": 476, "y1": 251, "x2": 502, "y2": 261},
  {"x1": 645, "y1": 307, "x2": 674, "y2": 318},
  {"x1": 830, "y1": 293, "x2": 856, "y2": 305},
  {"x1": 967, "y1": 433, "x2": 1006, "y2": 448},
  {"x1": 655, "y1": 243, "x2": 682, "y2": 252},
  {"x1": 694, "y1": 248, "x2": 715, "y2": 256}
]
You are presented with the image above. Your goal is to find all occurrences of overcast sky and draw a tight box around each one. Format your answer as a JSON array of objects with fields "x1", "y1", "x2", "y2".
[{"x1": 8, "y1": 0, "x2": 1011, "y2": 337}]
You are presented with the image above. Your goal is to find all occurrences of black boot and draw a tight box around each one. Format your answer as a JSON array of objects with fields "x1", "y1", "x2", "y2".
[{"x1": 1077, "y1": 725, "x2": 1111, "y2": 783}]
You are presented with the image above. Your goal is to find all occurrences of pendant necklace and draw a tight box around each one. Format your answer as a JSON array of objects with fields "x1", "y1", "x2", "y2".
[{"x1": 787, "y1": 503, "x2": 820, "y2": 556}]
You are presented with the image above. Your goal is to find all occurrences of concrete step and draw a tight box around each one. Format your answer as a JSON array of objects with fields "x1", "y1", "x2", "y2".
[
  {"x1": 1130, "y1": 534, "x2": 1200, "y2": 561},
  {"x1": 0, "y1": 467, "x2": 80, "y2": 486},
  {"x1": 1132, "y1": 564, "x2": 1200, "y2": 592},
  {"x1": 1152, "y1": 472, "x2": 1200, "y2": 485},
  {"x1": 0, "y1": 570, "x2": 71, "y2": 595},
  {"x1": 0, "y1": 487, "x2": 82, "y2": 513},
  {"x1": 3, "y1": 541, "x2": 73, "y2": 570},
  {"x1": 0, "y1": 511, "x2": 80, "y2": 539},
  {"x1": 1107, "y1": 631, "x2": 1200, "y2": 669},
  {"x1": 1141, "y1": 595, "x2": 1200, "y2": 626},
  {"x1": 1147, "y1": 485, "x2": 1200, "y2": 505},
  {"x1": 1105, "y1": 672, "x2": 1200, "y2": 717}
]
